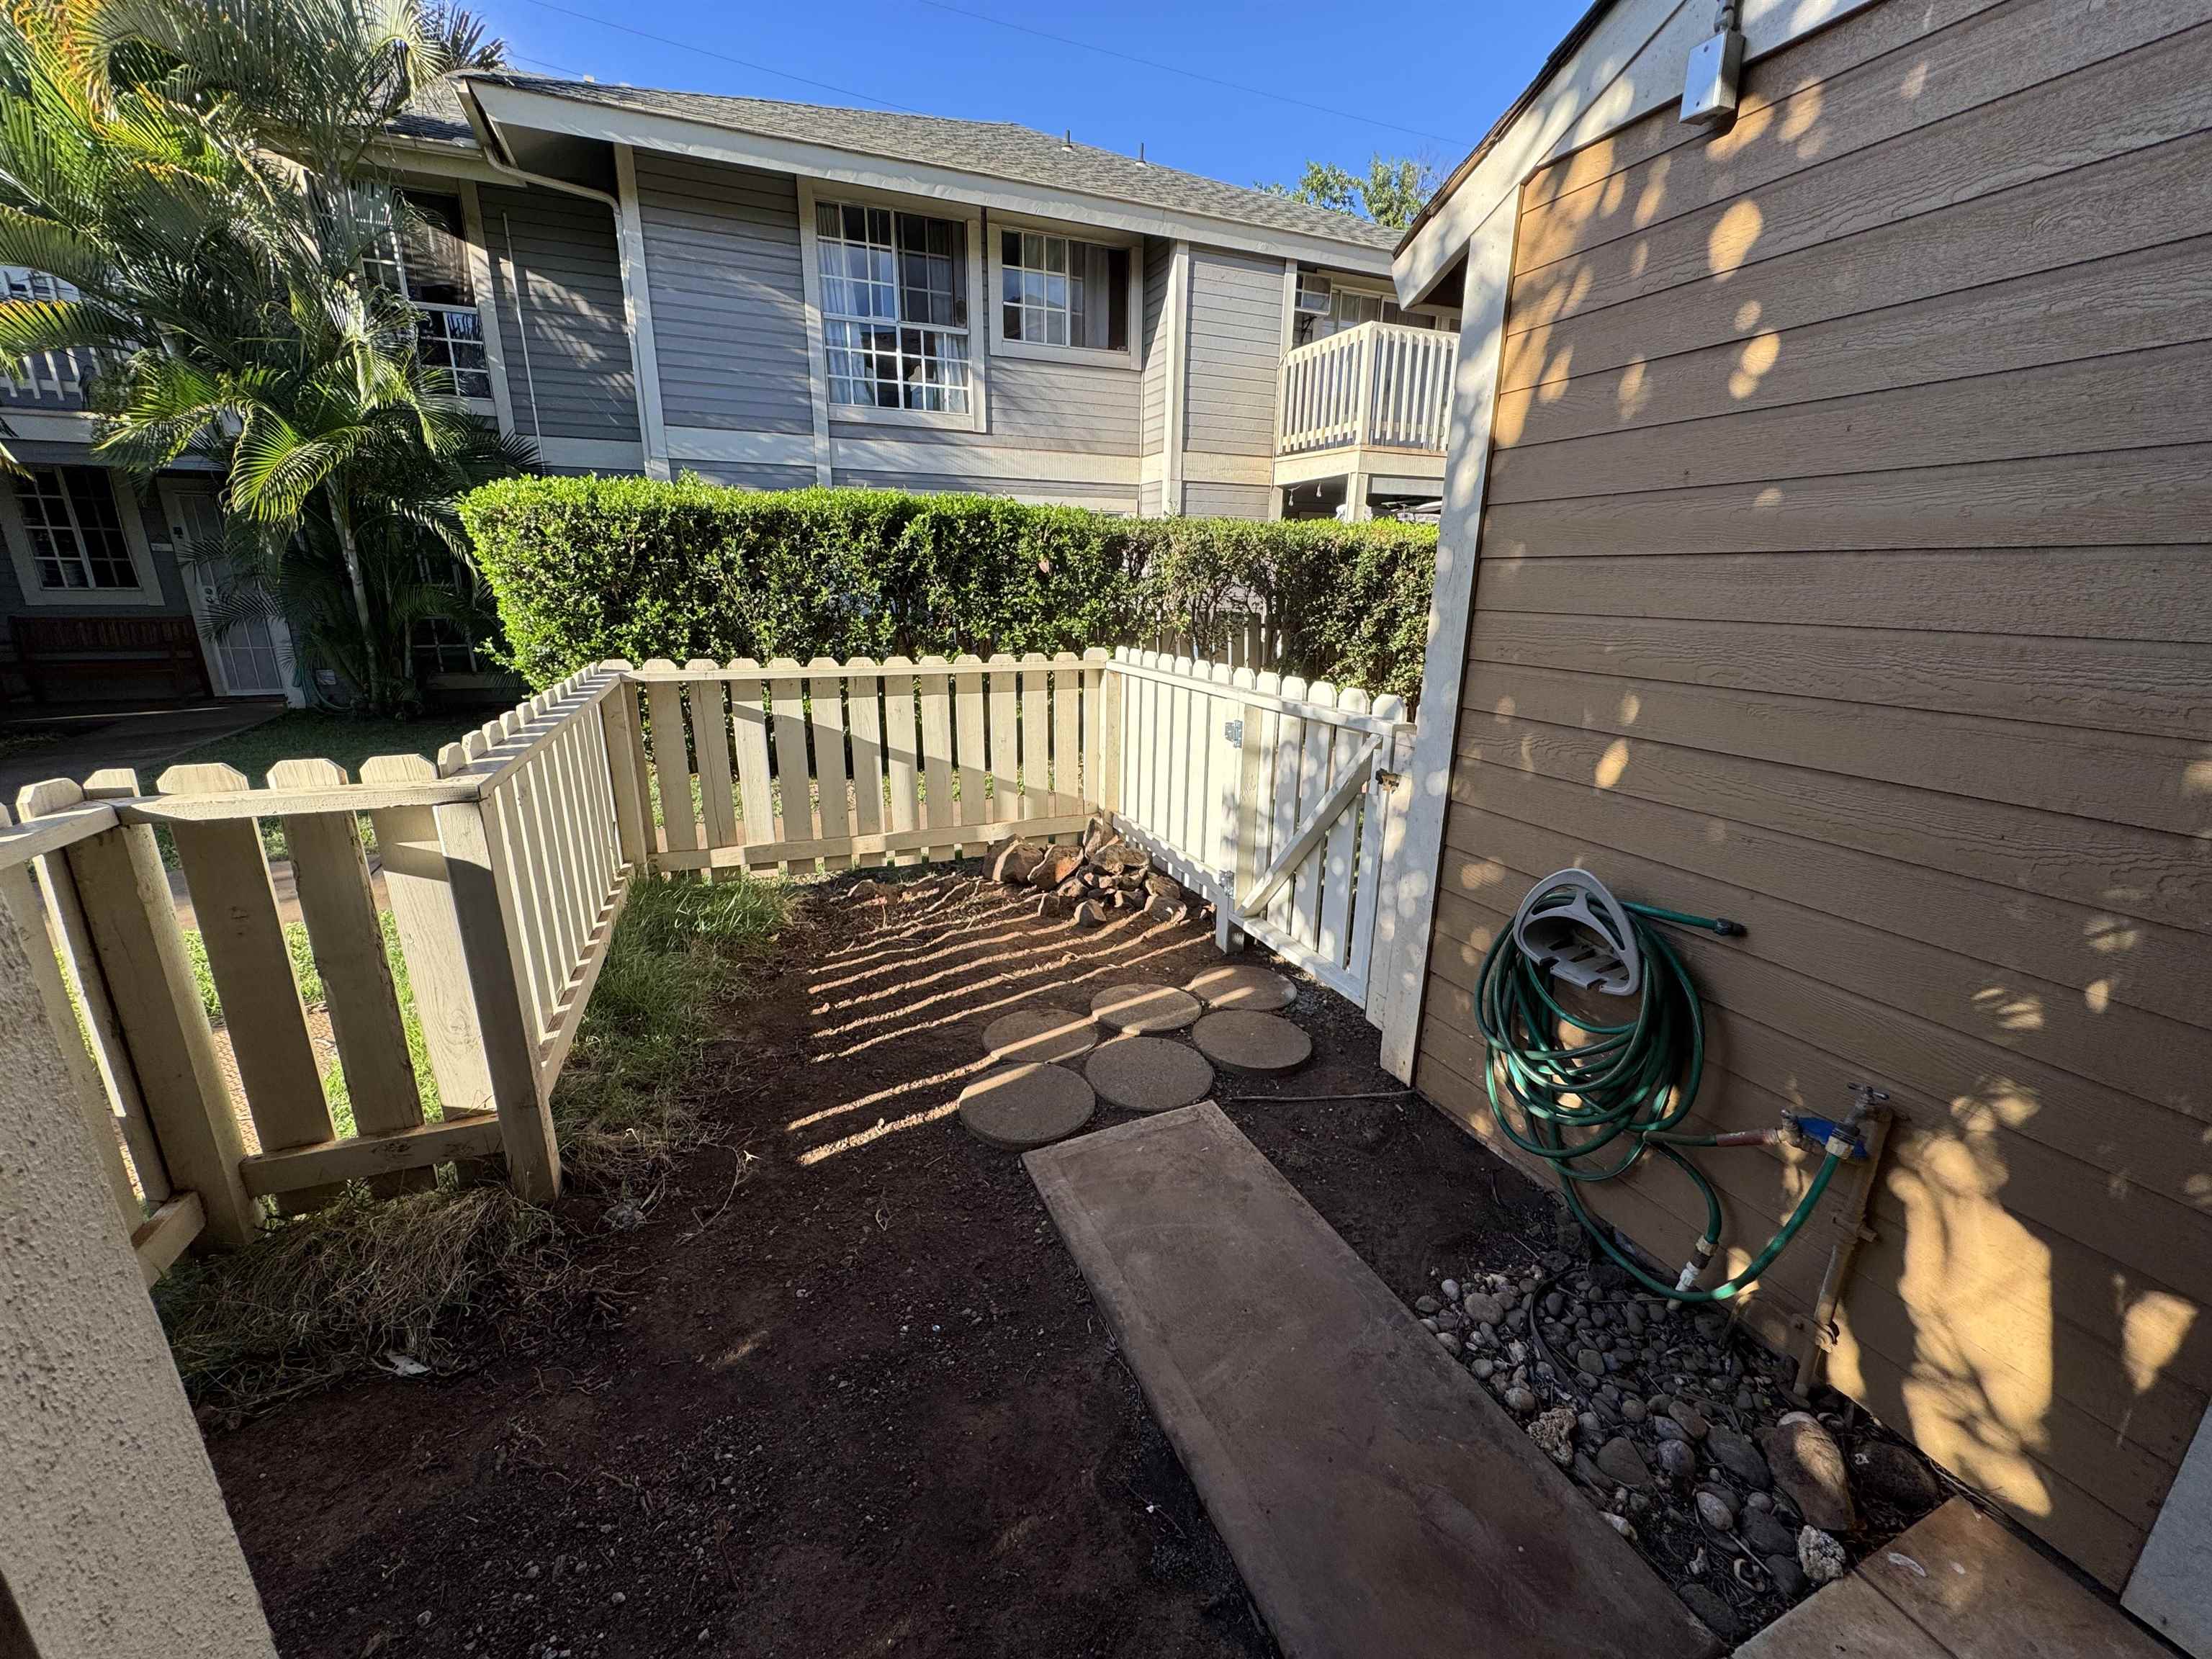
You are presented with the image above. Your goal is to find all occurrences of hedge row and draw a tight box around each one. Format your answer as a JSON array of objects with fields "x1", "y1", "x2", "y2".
[{"x1": 459, "y1": 475, "x2": 1437, "y2": 703}]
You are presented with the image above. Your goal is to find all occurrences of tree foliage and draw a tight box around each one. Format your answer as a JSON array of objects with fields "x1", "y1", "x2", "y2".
[
  {"x1": 460, "y1": 475, "x2": 1439, "y2": 707},
  {"x1": 1264, "y1": 155, "x2": 1439, "y2": 232},
  {"x1": 0, "y1": 0, "x2": 527, "y2": 712}
]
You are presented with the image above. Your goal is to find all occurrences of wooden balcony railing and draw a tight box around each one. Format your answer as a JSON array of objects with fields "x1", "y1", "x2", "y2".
[{"x1": 1276, "y1": 320, "x2": 1459, "y2": 457}]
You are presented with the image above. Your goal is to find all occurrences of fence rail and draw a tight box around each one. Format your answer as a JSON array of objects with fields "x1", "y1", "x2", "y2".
[
  {"x1": 1276, "y1": 320, "x2": 1459, "y2": 457},
  {"x1": 0, "y1": 647, "x2": 1411, "y2": 1287}
]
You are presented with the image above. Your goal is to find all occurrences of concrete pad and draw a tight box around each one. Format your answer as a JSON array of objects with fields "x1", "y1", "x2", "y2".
[
  {"x1": 1084, "y1": 1036, "x2": 1213, "y2": 1113},
  {"x1": 1184, "y1": 963, "x2": 1297, "y2": 1012},
  {"x1": 958, "y1": 1064, "x2": 1095, "y2": 1151},
  {"x1": 1090, "y1": 982, "x2": 1202, "y2": 1034},
  {"x1": 2124, "y1": 1401, "x2": 2212, "y2": 1656},
  {"x1": 1191, "y1": 1010, "x2": 1312, "y2": 1075},
  {"x1": 1025, "y1": 1103, "x2": 1719, "y2": 1659},
  {"x1": 981, "y1": 1007, "x2": 1100, "y2": 1066}
]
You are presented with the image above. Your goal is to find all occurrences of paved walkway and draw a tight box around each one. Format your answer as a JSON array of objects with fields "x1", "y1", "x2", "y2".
[
  {"x1": 1738, "y1": 1498, "x2": 2167, "y2": 1658},
  {"x1": 0, "y1": 697, "x2": 284, "y2": 811},
  {"x1": 1027, "y1": 1101, "x2": 1718, "y2": 1659}
]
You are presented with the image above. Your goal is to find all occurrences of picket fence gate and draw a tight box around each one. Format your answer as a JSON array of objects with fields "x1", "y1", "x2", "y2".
[
  {"x1": 1100, "y1": 647, "x2": 1418, "y2": 1025},
  {"x1": 0, "y1": 648, "x2": 1416, "y2": 1286}
]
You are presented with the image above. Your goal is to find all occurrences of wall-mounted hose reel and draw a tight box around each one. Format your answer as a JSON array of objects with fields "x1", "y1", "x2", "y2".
[{"x1": 1479, "y1": 869, "x2": 1876, "y2": 1303}]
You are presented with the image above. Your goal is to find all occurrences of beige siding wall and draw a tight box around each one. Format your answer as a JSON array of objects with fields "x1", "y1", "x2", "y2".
[{"x1": 1416, "y1": 0, "x2": 2212, "y2": 1589}]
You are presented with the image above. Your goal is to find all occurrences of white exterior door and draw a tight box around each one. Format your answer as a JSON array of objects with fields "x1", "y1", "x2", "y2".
[{"x1": 162, "y1": 482, "x2": 295, "y2": 700}]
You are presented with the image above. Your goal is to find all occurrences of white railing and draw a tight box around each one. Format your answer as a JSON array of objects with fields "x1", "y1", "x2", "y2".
[
  {"x1": 0, "y1": 266, "x2": 91, "y2": 403},
  {"x1": 1103, "y1": 647, "x2": 1417, "y2": 1017},
  {"x1": 1276, "y1": 320, "x2": 1460, "y2": 457}
]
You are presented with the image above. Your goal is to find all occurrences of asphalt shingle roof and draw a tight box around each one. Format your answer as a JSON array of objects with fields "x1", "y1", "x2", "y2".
[{"x1": 452, "y1": 73, "x2": 1401, "y2": 252}]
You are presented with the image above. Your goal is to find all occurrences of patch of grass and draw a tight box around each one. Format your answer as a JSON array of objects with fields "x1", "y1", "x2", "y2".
[
  {"x1": 156, "y1": 868, "x2": 791, "y2": 1417},
  {"x1": 548, "y1": 872, "x2": 793, "y2": 1186},
  {"x1": 168, "y1": 709, "x2": 477, "y2": 784}
]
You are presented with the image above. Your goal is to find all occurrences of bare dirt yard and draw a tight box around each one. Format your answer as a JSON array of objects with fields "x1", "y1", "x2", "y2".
[{"x1": 209, "y1": 866, "x2": 1555, "y2": 1658}]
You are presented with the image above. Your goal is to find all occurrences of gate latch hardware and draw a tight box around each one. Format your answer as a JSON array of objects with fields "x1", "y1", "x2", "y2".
[
  {"x1": 1223, "y1": 719, "x2": 1244, "y2": 747},
  {"x1": 1375, "y1": 768, "x2": 1406, "y2": 791}
]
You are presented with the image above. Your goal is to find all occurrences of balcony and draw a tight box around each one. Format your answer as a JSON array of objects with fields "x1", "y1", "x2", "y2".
[
  {"x1": 1, "y1": 266, "x2": 94, "y2": 411},
  {"x1": 1275, "y1": 320, "x2": 1457, "y2": 499}
]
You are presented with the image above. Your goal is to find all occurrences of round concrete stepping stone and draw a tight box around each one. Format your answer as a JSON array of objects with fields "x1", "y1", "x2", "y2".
[
  {"x1": 1090, "y1": 982, "x2": 1202, "y2": 1035},
  {"x1": 1184, "y1": 963, "x2": 1297, "y2": 1012},
  {"x1": 981, "y1": 1007, "x2": 1100, "y2": 1066},
  {"x1": 1192, "y1": 1010, "x2": 1313, "y2": 1075},
  {"x1": 1085, "y1": 1036, "x2": 1215, "y2": 1113},
  {"x1": 958, "y1": 1063, "x2": 1096, "y2": 1150}
]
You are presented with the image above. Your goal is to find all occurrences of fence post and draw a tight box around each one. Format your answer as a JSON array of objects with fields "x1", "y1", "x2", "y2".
[
  {"x1": 1087, "y1": 647, "x2": 1118, "y2": 817},
  {"x1": 596, "y1": 662, "x2": 652, "y2": 873},
  {"x1": 22, "y1": 774, "x2": 259, "y2": 1249},
  {"x1": 1219, "y1": 665, "x2": 1267, "y2": 955},
  {"x1": 433, "y1": 744, "x2": 559, "y2": 1203}
]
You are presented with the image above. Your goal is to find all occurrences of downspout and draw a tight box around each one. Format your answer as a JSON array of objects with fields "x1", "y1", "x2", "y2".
[{"x1": 457, "y1": 79, "x2": 664, "y2": 476}]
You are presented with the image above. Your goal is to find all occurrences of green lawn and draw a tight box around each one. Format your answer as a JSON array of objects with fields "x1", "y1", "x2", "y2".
[{"x1": 168, "y1": 709, "x2": 479, "y2": 786}]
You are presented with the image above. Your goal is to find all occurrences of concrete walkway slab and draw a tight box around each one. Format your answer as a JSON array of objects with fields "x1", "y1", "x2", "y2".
[{"x1": 1025, "y1": 1102, "x2": 1718, "y2": 1659}]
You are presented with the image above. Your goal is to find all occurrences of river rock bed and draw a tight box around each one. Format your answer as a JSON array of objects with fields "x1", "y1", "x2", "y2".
[{"x1": 1413, "y1": 1236, "x2": 1946, "y2": 1645}]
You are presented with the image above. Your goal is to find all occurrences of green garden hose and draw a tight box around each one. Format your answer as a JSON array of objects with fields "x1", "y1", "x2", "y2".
[{"x1": 1475, "y1": 881, "x2": 1863, "y2": 1303}]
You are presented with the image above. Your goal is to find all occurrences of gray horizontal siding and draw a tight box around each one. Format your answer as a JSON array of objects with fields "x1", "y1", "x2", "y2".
[
  {"x1": 482, "y1": 186, "x2": 640, "y2": 444},
  {"x1": 1140, "y1": 238, "x2": 1172, "y2": 457},
  {"x1": 1182, "y1": 482, "x2": 1274, "y2": 520},
  {"x1": 1184, "y1": 249, "x2": 1282, "y2": 457},
  {"x1": 634, "y1": 154, "x2": 813, "y2": 436},
  {"x1": 989, "y1": 355, "x2": 1140, "y2": 455}
]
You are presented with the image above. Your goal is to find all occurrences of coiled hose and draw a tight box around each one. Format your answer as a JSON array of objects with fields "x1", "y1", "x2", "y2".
[{"x1": 1475, "y1": 886, "x2": 1850, "y2": 1302}]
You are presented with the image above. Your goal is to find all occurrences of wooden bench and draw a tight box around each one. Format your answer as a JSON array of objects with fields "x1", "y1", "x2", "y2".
[{"x1": 10, "y1": 614, "x2": 210, "y2": 703}]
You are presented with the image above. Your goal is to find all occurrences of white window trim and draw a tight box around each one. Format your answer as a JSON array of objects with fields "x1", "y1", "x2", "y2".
[
  {"x1": 372, "y1": 187, "x2": 499, "y2": 405},
  {"x1": 985, "y1": 212, "x2": 1142, "y2": 372},
  {"x1": 1, "y1": 467, "x2": 159, "y2": 608},
  {"x1": 802, "y1": 182, "x2": 987, "y2": 434}
]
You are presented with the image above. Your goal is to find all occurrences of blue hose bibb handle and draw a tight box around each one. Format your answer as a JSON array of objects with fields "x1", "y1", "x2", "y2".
[{"x1": 1786, "y1": 1113, "x2": 1869, "y2": 1159}]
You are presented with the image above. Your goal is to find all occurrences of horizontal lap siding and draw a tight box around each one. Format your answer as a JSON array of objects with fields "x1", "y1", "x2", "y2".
[
  {"x1": 634, "y1": 155, "x2": 812, "y2": 435},
  {"x1": 1183, "y1": 482, "x2": 1273, "y2": 519},
  {"x1": 1182, "y1": 248, "x2": 1282, "y2": 459},
  {"x1": 829, "y1": 468, "x2": 1134, "y2": 511},
  {"x1": 990, "y1": 355, "x2": 1141, "y2": 455},
  {"x1": 481, "y1": 186, "x2": 639, "y2": 443},
  {"x1": 1419, "y1": 0, "x2": 2212, "y2": 1590}
]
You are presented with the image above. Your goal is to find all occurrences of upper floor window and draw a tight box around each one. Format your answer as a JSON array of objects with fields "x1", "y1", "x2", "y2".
[
  {"x1": 19, "y1": 467, "x2": 139, "y2": 592},
  {"x1": 815, "y1": 202, "x2": 971, "y2": 415},
  {"x1": 366, "y1": 192, "x2": 494, "y2": 402},
  {"x1": 1000, "y1": 230, "x2": 1128, "y2": 351}
]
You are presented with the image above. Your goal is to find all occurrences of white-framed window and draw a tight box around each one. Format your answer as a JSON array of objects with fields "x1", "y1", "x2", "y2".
[
  {"x1": 18, "y1": 467, "x2": 142, "y2": 593},
  {"x1": 999, "y1": 230, "x2": 1130, "y2": 352},
  {"x1": 1292, "y1": 273, "x2": 1455, "y2": 346},
  {"x1": 814, "y1": 202, "x2": 971, "y2": 415},
  {"x1": 367, "y1": 191, "x2": 495, "y2": 403}
]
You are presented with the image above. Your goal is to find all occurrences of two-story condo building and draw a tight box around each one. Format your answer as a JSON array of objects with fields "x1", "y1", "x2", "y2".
[{"x1": 0, "y1": 73, "x2": 1461, "y2": 705}]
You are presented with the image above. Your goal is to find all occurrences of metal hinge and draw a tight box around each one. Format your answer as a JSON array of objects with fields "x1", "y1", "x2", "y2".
[{"x1": 1223, "y1": 719, "x2": 1244, "y2": 747}]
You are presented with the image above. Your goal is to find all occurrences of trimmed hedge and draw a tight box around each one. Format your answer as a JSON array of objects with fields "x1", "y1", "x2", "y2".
[{"x1": 459, "y1": 475, "x2": 1437, "y2": 704}]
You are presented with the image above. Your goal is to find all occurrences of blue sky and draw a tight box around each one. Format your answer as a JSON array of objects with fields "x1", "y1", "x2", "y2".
[{"x1": 467, "y1": 0, "x2": 1591, "y2": 205}]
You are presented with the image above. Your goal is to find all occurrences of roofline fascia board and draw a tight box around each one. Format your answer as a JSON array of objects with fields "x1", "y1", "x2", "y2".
[
  {"x1": 1391, "y1": 0, "x2": 1881, "y2": 305},
  {"x1": 369, "y1": 135, "x2": 508, "y2": 184},
  {"x1": 467, "y1": 82, "x2": 1398, "y2": 276}
]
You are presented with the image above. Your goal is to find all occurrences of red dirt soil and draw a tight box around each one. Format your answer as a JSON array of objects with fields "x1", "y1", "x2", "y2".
[{"x1": 207, "y1": 868, "x2": 1552, "y2": 1658}]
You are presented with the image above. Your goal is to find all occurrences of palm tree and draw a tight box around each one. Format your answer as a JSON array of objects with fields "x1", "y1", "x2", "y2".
[{"x1": 0, "y1": 0, "x2": 531, "y2": 711}]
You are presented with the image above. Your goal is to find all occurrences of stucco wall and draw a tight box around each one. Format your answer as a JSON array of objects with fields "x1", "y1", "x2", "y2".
[{"x1": 0, "y1": 889, "x2": 274, "y2": 1657}]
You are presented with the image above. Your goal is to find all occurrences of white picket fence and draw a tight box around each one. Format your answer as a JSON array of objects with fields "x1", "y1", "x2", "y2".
[{"x1": 1101, "y1": 647, "x2": 1416, "y2": 1019}]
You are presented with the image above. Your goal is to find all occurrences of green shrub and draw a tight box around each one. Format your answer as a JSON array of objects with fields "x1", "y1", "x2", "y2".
[{"x1": 459, "y1": 476, "x2": 1437, "y2": 705}]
